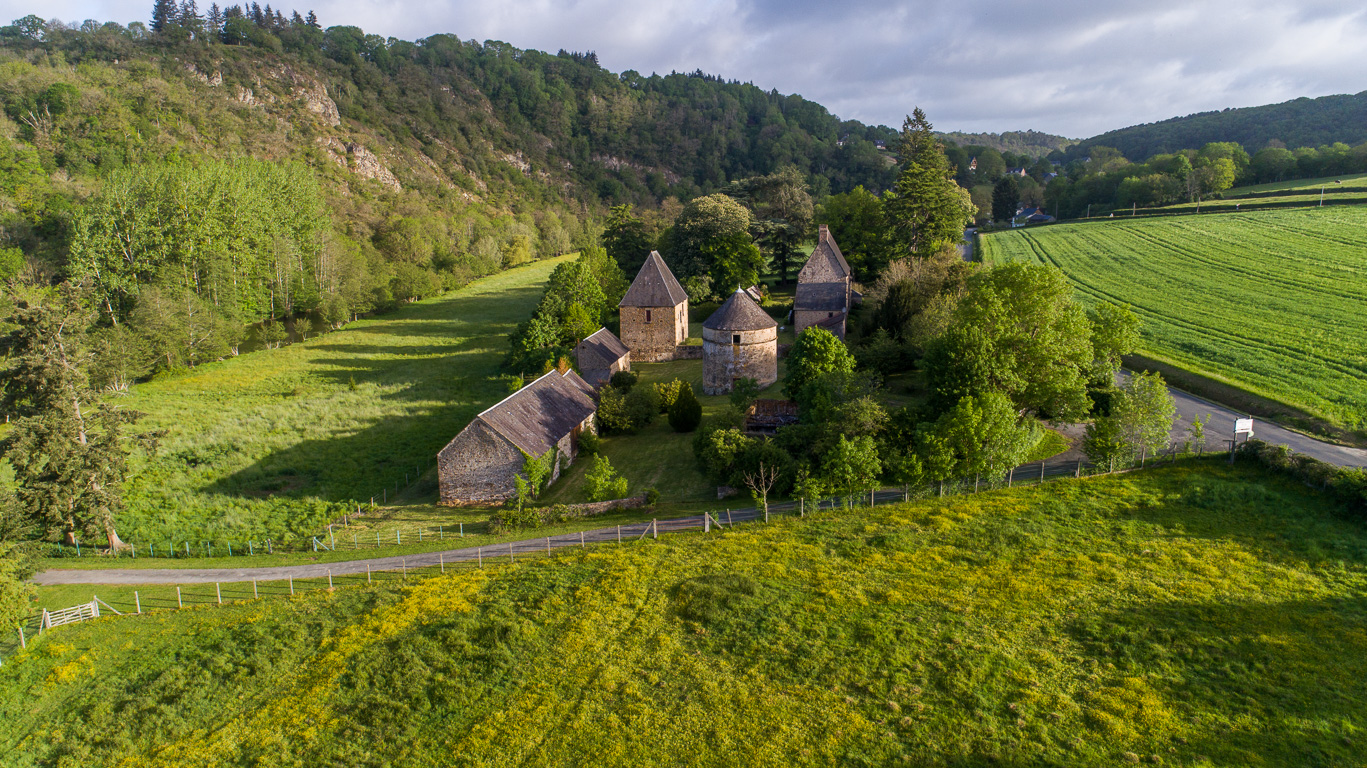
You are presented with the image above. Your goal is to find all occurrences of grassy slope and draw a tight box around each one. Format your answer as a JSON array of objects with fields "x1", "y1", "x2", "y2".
[
  {"x1": 2, "y1": 463, "x2": 1365, "y2": 766},
  {"x1": 116, "y1": 255, "x2": 574, "y2": 543},
  {"x1": 981, "y1": 207, "x2": 1367, "y2": 430}
]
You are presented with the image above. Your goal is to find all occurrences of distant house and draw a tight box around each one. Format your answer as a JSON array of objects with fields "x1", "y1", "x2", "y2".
[
  {"x1": 874, "y1": 140, "x2": 888, "y2": 150},
  {"x1": 969, "y1": 157, "x2": 978, "y2": 171},
  {"x1": 436, "y1": 369, "x2": 598, "y2": 505},
  {"x1": 1043, "y1": 172, "x2": 1059, "y2": 181},
  {"x1": 1006, "y1": 167, "x2": 1028, "y2": 177},
  {"x1": 574, "y1": 327, "x2": 630, "y2": 387},
  {"x1": 794, "y1": 225, "x2": 853, "y2": 340},
  {"x1": 619, "y1": 250, "x2": 689, "y2": 362},
  {"x1": 1012, "y1": 206, "x2": 1055, "y2": 227}
]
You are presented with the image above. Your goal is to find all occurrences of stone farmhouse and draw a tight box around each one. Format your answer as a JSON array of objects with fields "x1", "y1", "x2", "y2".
[
  {"x1": 437, "y1": 369, "x2": 597, "y2": 505},
  {"x1": 794, "y1": 225, "x2": 854, "y2": 340},
  {"x1": 574, "y1": 327, "x2": 630, "y2": 387},
  {"x1": 619, "y1": 250, "x2": 689, "y2": 362},
  {"x1": 703, "y1": 288, "x2": 778, "y2": 395}
]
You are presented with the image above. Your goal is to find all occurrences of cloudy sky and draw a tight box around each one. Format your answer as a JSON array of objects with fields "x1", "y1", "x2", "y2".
[{"x1": 13, "y1": 0, "x2": 1367, "y2": 137}]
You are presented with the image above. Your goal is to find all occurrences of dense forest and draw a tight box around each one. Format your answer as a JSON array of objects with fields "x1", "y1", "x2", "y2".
[{"x1": 1059, "y1": 91, "x2": 1367, "y2": 163}]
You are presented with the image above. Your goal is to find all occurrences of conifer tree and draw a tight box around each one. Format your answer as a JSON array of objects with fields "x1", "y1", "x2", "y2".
[
  {"x1": 150, "y1": 0, "x2": 179, "y2": 32},
  {"x1": 305, "y1": 9, "x2": 319, "y2": 28},
  {"x1": 0, "y1": 286, "x2": 156, "y2": 550},
  {"x1": 206, "y1": 3, "x2": 223, "y2": 34},
  {"x1": 884, "y1": 108, "x2": 977, "y2": 258}
]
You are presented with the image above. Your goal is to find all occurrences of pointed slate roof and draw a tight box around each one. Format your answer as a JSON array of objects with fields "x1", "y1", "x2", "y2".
[
  {"x1": 575, "y1": 327, "x2": 630, "y2": 371},
  {"x1": 794, "y1": 281, "x2": 848, "y2": 312},
  {"x1": 474, "y1": 369, "x2": 597, "y2": 456},
  {"x1": 704, "y1": 288, "x2": 777, "y2": 332},
  {"x1": 801, "y1": 225, "x2": 851, "y2": 281},
  {"x1": 620, "y1": 251, "x2": 688, "y2": 308}
]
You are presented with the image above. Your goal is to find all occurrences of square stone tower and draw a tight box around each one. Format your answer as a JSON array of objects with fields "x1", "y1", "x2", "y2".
[{"x1": 619, "y1": 250, "x2": 689, "y2": 362}]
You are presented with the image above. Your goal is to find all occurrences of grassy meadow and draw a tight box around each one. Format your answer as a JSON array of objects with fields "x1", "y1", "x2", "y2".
[
  {"x1": 111, "y1": 255, "x2": 575, "y2": 544},
  {"x1": 981, "y1": 206, "x2": 1367, "y2": 431},
  {"x1": 2, "y1": 463, "x2": 1365, "y2": 766}
]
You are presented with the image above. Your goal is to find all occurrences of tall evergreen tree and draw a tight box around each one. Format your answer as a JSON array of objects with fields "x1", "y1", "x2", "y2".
[
  {"x1": 884, "y1": 109, "x2": 977, "y2": 259},
  {"x1": 250, "y1": 2, "x2": 264, "y2": 25},
  {"x1": 305, "y1": 9, "x2": 319, "y2": 28},
  {"x1": 206, "y1": 2, "x2": 223, "y2": 34},
  {"x1": 179, "y1": 0, "x2": 203, "y2": 36},
  {"x1": 991, "y1": 175, "x2": 1019, "y2": 223},
  {"x1": 150, "y1": 0, "x2": 179, "y2": 32},
  {"x1": 0, "y1": 286, "x2": 154, "y2": 550}
]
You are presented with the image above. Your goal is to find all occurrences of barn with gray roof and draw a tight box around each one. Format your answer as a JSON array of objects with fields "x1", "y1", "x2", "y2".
[{"x1": 437, "y1": 369, "x2": 598, "y2": 504}]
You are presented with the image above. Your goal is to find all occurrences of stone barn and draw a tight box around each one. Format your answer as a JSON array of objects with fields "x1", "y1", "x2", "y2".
[
  {"x1": 437, "y1": 369, "x2": 597, "y2": 505},
  {"x1": 702, "y1": 288, "x2": 778, "y2": 395},
  {"x1": 619, "y1": 250, "x2": 689, "y2": 361},
  {"x1": 794, "y1": 225, "x2": 853, "y2": 339},
  {"x1": 574, "y1": 327, "x2": 630, "y2": 387}
]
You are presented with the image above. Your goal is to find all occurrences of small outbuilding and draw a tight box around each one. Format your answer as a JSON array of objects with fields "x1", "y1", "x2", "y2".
[
  {"x1": 436, "y1": 369, "x2": 598, "y2": 505},
  {"x1": 702, "y1": 288, "x2": 778, "y2": 396},
  {"x1": 619, "y1": 250, "x2": 689, "y2": 362},
  {"x1": 574, "y1": 327, "x2": 630, "y2": 387}
]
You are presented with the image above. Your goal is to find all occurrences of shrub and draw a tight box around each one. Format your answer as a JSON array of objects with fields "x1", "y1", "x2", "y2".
[
  {"x1": 729, "y1": 377, "x2": 761, "y2": 411},
  {"x1": 578, "y1": 429, "x2": 601, "y2": 455},
  {"x1": 654, "y1": 378, "x2": 684, "y2": 412},
  {"x1": 489, "y1": 505, "x2": 542, "y2": 534},
  {"x1": 668, "y1": 382, "x2": 703, "y2": 432},
  {"x1": 610, "y1": 370, "x2": 639, "y2": 391},
  {"x1": 645, "y1": 488, "x2": 660, "y2": 507},
  {"x1": 585, "y1": 455, "x2": 628, "y2": 502},
  {"x1": 625, "y1": 386, "x2": 660, "y2": 426},
  {"x1": 600, "y1": 385, "x2": 656, "y2": 434}
]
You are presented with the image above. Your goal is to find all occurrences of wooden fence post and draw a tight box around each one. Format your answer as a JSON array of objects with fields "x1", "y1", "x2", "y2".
[
  {"x1": 253, "y1": 581, "x2": 258, "y2": 598},
  {"x1": 17, "y1": 626, "x2": 24, "y2": 650},
  {"x1": 402, "y1": 558, "x2": 407, "y2": 577},
  {"x1": 328, "y1": 570, "x2": 333, "y2": 589},
  {"x1": 135, "y1": 591, "x2": 141, "y2": 614},
  {"x1": 477, "y1": 548, "x2": 482, "y2": 568},
  {"x1": 1076, "y1": 460, "x2": 1082, "y2": 478},
  {"x1": 216, "y1": 583, "x2": 222, "y2": 604},
  {"x1": 439, "y1": 553, "x2": 444, "y2": 573},
  {"x1": 176, "y1": 587, "x2": 182, "y2": 609},
  {"x1": 546, "y1": 536, "x2": 551, "y2": 554},
  {"x1": 727, "y1": 509, "x2": 733, "y2": 526},
  {"x1": 705, "y1": 512, "x2": 710, "y2": 533},
  {"x1": 289, "y1": 577, "x2": 294, "y2": 595},
  {"x1": 460, "y1": 522, "x2": 465, "y2": 537},
  {"x1": 509, "y1": 542, "x2": 514, "y2": 563},
  {"x1": 617, "y1": 525, "x2": 621, "y2": 544},
  {"x1": 653, "y1": 519, "x2": 658, "y2": 539},
  {"x1": 1008, "y1": 468, "x2": 1013, "y2": 488},
  {"x1": 580, "y1": 531, "x2": 585, "y2": 548}
]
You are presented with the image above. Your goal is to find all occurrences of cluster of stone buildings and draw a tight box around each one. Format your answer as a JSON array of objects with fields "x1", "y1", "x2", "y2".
[{"x1": 438, "y1": 231, "x2": 854, "y2": 504}]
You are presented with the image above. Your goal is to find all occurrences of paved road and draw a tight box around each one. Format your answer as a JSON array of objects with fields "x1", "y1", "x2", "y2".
[{"x1": 1119, "y1": 371, "x2": 1367, "y2": 468}]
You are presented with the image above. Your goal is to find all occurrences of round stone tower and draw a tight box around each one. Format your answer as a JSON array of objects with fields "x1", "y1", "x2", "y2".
[{"x1": 702, "y1": 289, "x2": 778, "y2": 395}]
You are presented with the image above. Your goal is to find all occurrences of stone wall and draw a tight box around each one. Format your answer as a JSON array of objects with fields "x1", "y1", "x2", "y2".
[
  {"x1": 552, "y1": 494, "x2": 649, "y2": 518},
  {"x1": 437, "y1": 414, "x2": 594, "y2": 505},
  {"x1": 701, "y1": 326, "x2": 778, "y2": 395},
  {"x1": 437, "y1": 422, "x2": 524, "y2": 505},
  {"x1": 793, "y1": 310, "x2": 846, "y2": 340},
  {"x1": 620, "y1": 303, "x2": 688, "y2": 362}
]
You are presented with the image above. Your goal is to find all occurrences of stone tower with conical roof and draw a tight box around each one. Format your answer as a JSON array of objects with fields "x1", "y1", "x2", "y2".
[
  {"x1": 702, "y1": 288, "x2": 778, "y2": 395},
  {"x1": 618, "y1": 250, "x2": 689, "y2": 362}
]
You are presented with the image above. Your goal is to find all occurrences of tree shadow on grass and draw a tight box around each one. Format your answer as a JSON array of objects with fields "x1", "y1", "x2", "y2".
[
  {"x1": 196, "y1": 288, "x2": 543, "y2": 506},
  {"x1": 1066, "y1": 594, "x2": 1367, "y2": 765}
]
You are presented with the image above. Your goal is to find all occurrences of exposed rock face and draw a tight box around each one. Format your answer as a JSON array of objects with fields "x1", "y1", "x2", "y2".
[
  {"x1": 294, "y1": 82, "x2": 340, "y2": 126},
  {"x1": 185, "y1": 62, "x2": 223, "y2": 86},
  {"x1": 501, "y1": 151, "x2": 531, "y2": 175},
  {"x1": 346, "y1": 143, "x2": 401, "y2": 191},
  {"x1": 592, "y1": 154, "x2": 681, "y2": 184}
]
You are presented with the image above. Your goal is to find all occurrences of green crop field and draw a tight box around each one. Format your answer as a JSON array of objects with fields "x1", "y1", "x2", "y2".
[
  {"x1": 2, "y1": 463, "x2": 1364, "y2": 766},
  {"x1": 981, "y1": 207, "x2": 1367, "y2": 429},
  {"x1": 1224, "y1": 173, "x2": 1367, "y2": 197},
  {"x1": 110, "y1": 255, "x2": 575, "y2": 544}
]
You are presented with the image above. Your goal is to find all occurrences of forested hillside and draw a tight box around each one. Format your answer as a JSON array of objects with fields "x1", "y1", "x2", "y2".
[
  {"x1": 1060, "y1": 90, "x2": 1367, "y2": 162},
  {"x1": 0, "y1": 7, "x2": 907, "y2": 371}
]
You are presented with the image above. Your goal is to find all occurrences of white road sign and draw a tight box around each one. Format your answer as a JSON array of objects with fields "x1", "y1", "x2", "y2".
[{"x1": 1234, "y1": 418, "x2": 1254, "y2": 435}]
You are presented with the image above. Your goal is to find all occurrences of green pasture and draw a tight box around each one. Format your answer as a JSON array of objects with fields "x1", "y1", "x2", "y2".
[
  {"x1": 112, "y1": 255, "x2": 575, "y2": 544},
  {"x1": 3, "y1": 463, "x2": 1365, "y2": 766},
  {"x1": 1223, "y1": 172, "x2": 1367, "y2": 197},
  {"x1": 982, "y1": 207, "x2": 1367, "y2": 430}
]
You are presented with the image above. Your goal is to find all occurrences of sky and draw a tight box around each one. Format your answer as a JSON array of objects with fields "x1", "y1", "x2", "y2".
[{"x1": 10, "y1": 0, "x2": 1367, "y2": 137}]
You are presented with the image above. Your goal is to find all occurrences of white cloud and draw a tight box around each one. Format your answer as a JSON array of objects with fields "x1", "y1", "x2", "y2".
[{"x1": 7, "y1": 0, "x2": 1366, "y2": 137}]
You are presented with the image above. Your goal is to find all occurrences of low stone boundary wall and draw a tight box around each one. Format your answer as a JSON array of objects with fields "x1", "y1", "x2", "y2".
[
  {"x1": 550, "y1": 495, "x2": 649, "y2": 519},
  {"x1": 668, "y1": 345, "x2": 704, "y2": 360}
]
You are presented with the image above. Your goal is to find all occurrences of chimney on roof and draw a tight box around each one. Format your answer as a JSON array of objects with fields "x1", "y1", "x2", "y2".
[{"x1": 818, "y1": 224, "x2": 829, "y2": 241}]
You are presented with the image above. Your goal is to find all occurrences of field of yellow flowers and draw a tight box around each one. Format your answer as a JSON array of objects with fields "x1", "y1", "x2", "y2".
[{"x1": 2, "y1": 462, "x2": 1365, "y2": 766}]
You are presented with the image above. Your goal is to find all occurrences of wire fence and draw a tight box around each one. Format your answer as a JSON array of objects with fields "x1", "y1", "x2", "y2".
[{"x1": 2, "y1": 445, "x2": 1234, "y2": 666}]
